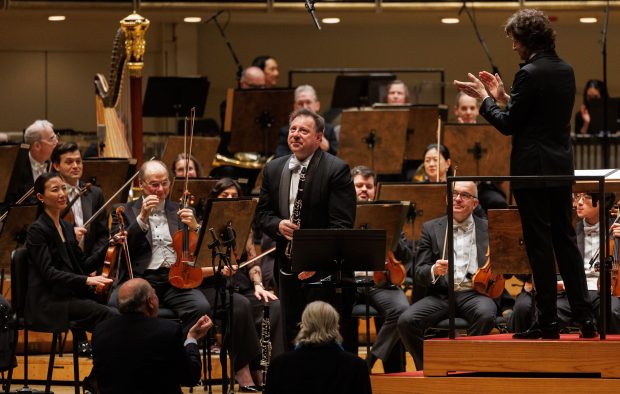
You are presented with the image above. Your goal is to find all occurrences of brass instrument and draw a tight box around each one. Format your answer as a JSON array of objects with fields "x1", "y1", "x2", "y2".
[
  {"x1": 260, "y1": 304, "x2": 272, "y2": 385},
  {"x1": 212, "y1": 153, "x2": 268, "y2": 170},
  {"x1": 284, "y1": 167, "x2": 306, "y2": 265}
]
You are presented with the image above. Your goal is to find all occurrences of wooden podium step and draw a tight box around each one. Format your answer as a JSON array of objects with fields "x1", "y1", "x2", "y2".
[{"x1": 424, "y1": 333, "x2": 620, "y2": 378}]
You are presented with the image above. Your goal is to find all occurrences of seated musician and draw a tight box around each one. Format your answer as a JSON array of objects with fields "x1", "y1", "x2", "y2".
[
  {"x1": 171, "y1": 153, "x2": 203, "y2": 178},
  {"x1": 1, "y1": 120, "x2": 58, "y2": 213},
  {"x1": 385, "y1": 80, "x2": 410, "y2": 105},
  {"x1": 93, "y1": 278, "x2": 212, "y2": 394},
  {"x1": 510, "y1": 192, "x2": 620, "y2": 335},
  {"x1": 252, "y1": 55, "x2": 280, "y2": 88},
  {"x1": 411, "y1": 143, "x2": 452, "y2": 183},
  {"x1": 108, "y1": 160, "x2": 210, "y2": 336},
  {"x1": 351, "y1": 166, "x2": 411, "y2": 372},
  {"x1": 397, "y1": 181, "x2": 498, "y2": 370},
  {"x1": 453, "y1": 91, "x2": 480, "y2": 124},
  {"x1": 275, "y1": 85, "x2": 338, "y2": 158},
  {"x1": 25, "y1": 172, "x2": 120, "y2": 392},
  {"x1": 199, "y1": 178, "x2": 281, "y2": 391}
]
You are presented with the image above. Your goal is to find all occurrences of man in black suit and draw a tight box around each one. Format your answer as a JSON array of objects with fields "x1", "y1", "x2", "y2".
[
  {"x1": 110, "y1": 160, "x2": 210, "y2": 336},
  {"x1": 51, "y1": 142, "x2": 108, "y2": 255},
  {"x1": 454, "y1": 8, "x2": 595, "y2": 339},
  {"x1": 256, "y1": 108, "x2": 356, "y2": 348},
  {"x1": 274, "y1": 85, "x2": 339, "y2": 158},
  {"x1": 1, "y1": 120, "x2": 58, "y2": 213},
  {"x1": 93, "y1": 278, "x2": 212, "y2": 394},
  {"x1": 397, "y1": 181, "x2": 498, "y2": 370}
]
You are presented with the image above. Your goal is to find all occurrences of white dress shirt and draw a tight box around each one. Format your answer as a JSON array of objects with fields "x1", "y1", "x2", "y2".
[{"x1": 136, "y1": 199, "x2": 177, "y2": 270}]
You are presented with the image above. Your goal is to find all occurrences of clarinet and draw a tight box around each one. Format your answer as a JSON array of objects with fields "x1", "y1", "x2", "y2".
[
  {"x1": 260, "y1": 304, "x2": 272, "y2": 385},
  {"x1": 284, "y1": 166, "x2": 307, "y2": 267}
]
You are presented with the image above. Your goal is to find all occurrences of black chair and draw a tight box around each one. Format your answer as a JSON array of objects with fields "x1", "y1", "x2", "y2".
[{"x1": 5, "y1": 248, "x2": 81, "y2": 394}]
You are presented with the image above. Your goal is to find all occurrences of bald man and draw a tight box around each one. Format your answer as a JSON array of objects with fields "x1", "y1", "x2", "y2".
[{"x1": 93, "y1": 278, "x2": 211, "y2": 394}]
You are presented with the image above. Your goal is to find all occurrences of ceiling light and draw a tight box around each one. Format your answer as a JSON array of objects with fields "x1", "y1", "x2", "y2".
[
  {"x1": 322, "y1": 18, "x2": 340, "y2": 24},
  {"x1": 441, "y1": 18, "x2": 460, "y2": 24},
  {"x1": 184, "y1": 17, "x2": 202, "y2": 23},
  {"x1": 48, "y1": 16, "x2": 66, "y2": 22},
  {"x1": 580, "y1": 17, "x2": 598, "y2": 24}
]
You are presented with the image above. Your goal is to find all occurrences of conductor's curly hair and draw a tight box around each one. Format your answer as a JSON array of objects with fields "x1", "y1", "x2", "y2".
[{"x1": 504, "y1": 9, "x2": 556, "y2": 53}]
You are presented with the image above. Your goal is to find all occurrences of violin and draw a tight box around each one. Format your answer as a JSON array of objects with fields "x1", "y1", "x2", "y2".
[
  {"x1": 60, "y1": 183, "x2": 92, "y2": 225},
  {"x1": 373, "y1": 251, "x2": 407, "y2": 286},
  {"x1": 96, "y1": 206, "x2": 132, "y2": 298},
  {"x1": 168, "y1": 109, "x2": 203, "y2": 289},
  {"x1": 472, "y1": 246, "x2": 505, "y2": 299}
]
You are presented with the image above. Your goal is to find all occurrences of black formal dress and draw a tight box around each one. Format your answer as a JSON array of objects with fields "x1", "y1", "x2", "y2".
[
  {"x1": 109, "y1": 199, "x2": 211, "y2": 335},
  {"x1": 256, "y1": 149, "x2": 356, "y2": 348},
  {"x1": 480, "y1": 50, "x2": 593, "y2": 327},
  {"x1": 264, "y1": 342, "x2": 371, "y2": 394},
  {"x1": 397, "y1": 215, "x2": 498, "y2": 370},
  {"x1": 25, "y1": 212, "x2": 118, "y2": 332},
  {"x1": 274, "y1": 124, "x2": 339, "y2": 158},
  {"x1": 92, "y1": 313, "x2": 201, "y2": 394}
]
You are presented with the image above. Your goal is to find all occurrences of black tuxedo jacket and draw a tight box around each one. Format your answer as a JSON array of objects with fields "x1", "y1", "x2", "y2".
[
  {"x1": 415, "y1": 215, "x2": 488, "y2": 296},
  {"x1": 113, "y1": 198, "x2": 182, "y2": 276},
  {"x1": 25, "y1": 212, "x2": 107, "y2": 331},
  {"x1": 77, "y1": 182, "x2": 108, "y2": 255},
  {"x1": 92, "y1": 313, "x2": 201, "y2": 394},
  {"x1": 480, "y1": 51, "x2": 576, "y2": 189},
  {"x1": 256, "y1": 149, "x2": 356, "y2": 266},
  {"x1": 264, "y1": 342, "x2": 371, "y2": 394}
]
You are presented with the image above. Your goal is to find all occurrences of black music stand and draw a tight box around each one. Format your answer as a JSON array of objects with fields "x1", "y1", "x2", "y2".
[
  {"x1": 0, "y1": 144, "x2": 32, "y2": 212},
  {"x1": 143, "y1": 76, "x2": 210, "y2": 119},
  {"x1": 330, "y1": 74, "x2": 396, "y2": 108},
  {"x1": 588, "y1": 98, "x2": 620, "y2": 133},
  {"x1": 82, "y1": 158, "x2": 136, "y2": 209}
]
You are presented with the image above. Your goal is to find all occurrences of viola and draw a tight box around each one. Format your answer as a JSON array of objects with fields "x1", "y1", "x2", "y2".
[
  {"x1": 373, "y1": 251, "x2": 407, "y2": 286},
  {"x1": 96, "y1": 206, "x2": 132, "y2": 298},
  {"x1": 168, "y1": 108, "x2": 203, "y2": 289},
  {"x1": 472, "y1": 246, "x2": 505, "y2": 299}
]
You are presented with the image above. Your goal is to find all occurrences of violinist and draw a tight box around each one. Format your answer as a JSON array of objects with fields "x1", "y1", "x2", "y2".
[
  {"x1": 351, "y1": 166, "x2": 411, "y2": 373},
  {"x1": 510, "y1": 192, "x2": 620, "y2": 334},
  {"x1": 171, "y1": 153, "x2": 203, "y2": 178},
  {"x1": 25, "y1": 172, "x2": 120, "y2": 392},
  {"x1": 411, "y1": 143, "x2": 452, "y2": 184},
  {"x1": 51, "y1": 142, "x2": 108, "y2": 254},
  {"x1": 397, "y1": 181, "x2": 498, "y2": 370},
  {"x1": 109, "y1": 160, "x2": 211, "y2": 337}
]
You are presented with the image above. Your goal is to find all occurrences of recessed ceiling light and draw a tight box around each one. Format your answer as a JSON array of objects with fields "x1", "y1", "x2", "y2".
[
  {"x1": 184, "y1": 17, "x2": 202, "y2": 23},
  {"x1": 441, "y1": 18, "x2": 460, "y2": 24},
  {"x1": 580, "y1": 17, "x2": 598, "y2": 24},
  {"x1": 322, "y1": 18, "x2": 341, "y2": 24},
  {"x1": 48, "y1": 16, "x2": 66, "y2": 22}
]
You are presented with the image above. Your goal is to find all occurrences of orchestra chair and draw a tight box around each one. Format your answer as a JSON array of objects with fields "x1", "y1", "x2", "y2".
[{"x1": 6, "y1": 248, "x2": 82, "y2": 394}]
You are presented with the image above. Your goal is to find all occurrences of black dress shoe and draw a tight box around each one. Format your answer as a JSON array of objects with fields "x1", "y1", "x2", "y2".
[
  {"x1": 513, "y1": 322, "x2": 560, "y2": 340},
  {"x1": 579, "y1": 320, "x2": 598, "y2": 338},
  {"x1": 239, "y1": 385, "x2": 261, "y2": 392}
]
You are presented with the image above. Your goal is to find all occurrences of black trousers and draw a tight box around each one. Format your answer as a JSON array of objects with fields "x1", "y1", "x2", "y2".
[{"x1": 513, "y1": 186, "x2": 593, "y2": 326}]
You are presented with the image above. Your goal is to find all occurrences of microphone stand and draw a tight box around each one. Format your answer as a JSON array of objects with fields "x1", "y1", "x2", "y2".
[
  {"x1": 304, "y1": 0, "x2": 322, "y2": 31},
  {"x1": 460, "y1": 2, "x2": 500, "y2": 76},
  {"x1": 205, "y1": 11, "x2": 244, "y2": 87}
]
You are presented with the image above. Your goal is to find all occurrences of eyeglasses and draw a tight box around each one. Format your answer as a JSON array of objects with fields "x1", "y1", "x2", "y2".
[
  {"x1": 145, "y1": 180, "x2": 170, "y2": 189},
  {"x1": 573, "y1": 193, "x2": 593, "y2": 203},
  {"x1": 40, "y1": 133, "x2": 58, "y2": 144},
  {"x1": 452, "y1": 191, "x2": 477, "y2": 201}
]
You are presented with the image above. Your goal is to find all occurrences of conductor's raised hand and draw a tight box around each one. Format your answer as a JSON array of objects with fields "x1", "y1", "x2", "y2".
[
  {"x1": 454, "y1": 73, "x2": 489, "y2": 101},
  {"x1": 278, "y1": 219, "x2": 299, "y2": 240},
  {"x1": 479, "y1": 71, "x2": 509, "y2": 105}
]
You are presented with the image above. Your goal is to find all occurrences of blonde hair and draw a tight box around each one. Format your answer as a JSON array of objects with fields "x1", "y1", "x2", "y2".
[{"x1": 294, "y1": 301, "x2": 343, "y2": 346}]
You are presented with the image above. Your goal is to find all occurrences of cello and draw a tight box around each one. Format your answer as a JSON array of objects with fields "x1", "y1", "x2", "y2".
[{"x1": 168, "y1": 109, "x2": 203, "y2": 289}]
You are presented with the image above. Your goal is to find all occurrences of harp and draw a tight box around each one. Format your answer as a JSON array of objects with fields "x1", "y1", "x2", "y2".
[{"x1": 94, "y1": 28, "x2": 132, "y2": 158}]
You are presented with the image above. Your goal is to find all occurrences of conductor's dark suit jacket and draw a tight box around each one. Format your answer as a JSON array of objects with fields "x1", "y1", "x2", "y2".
[
  {"x1": 92, "y1": 313, "x2": 201, "y2": 394},
  {"x1": 256, "y1": 149, "x2": 356, "y2": 269},
  {"x1": 25, "y1": 212, "x2": 107, "y2": 331},
  {"x1": 480, "y1": 51, "x2": 576, "y2": 189},
  {"x1": 415, "y1": 215, "x2": 489, "y2": 296}
]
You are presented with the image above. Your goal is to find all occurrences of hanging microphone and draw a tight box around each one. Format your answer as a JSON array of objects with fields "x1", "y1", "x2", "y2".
[
  {"x1": 202, "y1": 10, "x2": 225, "y2": 24},
  {"x1": 304, "y1": 0, "x2": 322, "y2": 31}
]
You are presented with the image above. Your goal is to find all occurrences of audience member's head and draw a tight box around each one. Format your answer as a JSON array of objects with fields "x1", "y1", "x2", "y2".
[
  {"x1": 453, "y1": 91, "x2": 479, "y2": 124},
  {"x1": 385, "y1": 80, "x2": 410, "y2": 105},
  {"x1": 252, "y1": 55, "x2": 279, "y2": 88},
  {"x1": 240, "y1": 66, "x2": 266, "y2": 89},
  {"x1": 294, "y1": 301, "x2": 343, "y2": 347},
  {"x1": 171, "y1": 153, "x2": 203, "y2": 178},
  {"x1": 24, "y1": 120, "x2": 58, "y2": 163},
  {"x1": 351, "y1": 165, "x2": 376, "y2": 202},
  {"x1": 117, "y1": 278, "x2": 159, "y2": 317}
]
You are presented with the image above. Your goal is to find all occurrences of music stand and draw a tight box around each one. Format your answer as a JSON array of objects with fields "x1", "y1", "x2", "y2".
[
  {"x1": 376, "y1": 183, "x2": 447, "y2": 241},
  {"x1": 142, "y1": 76, "x2": 210, "y2": 118},
  {"x1": 82, "y1": 158, "x2": 136, "y2": 208},
  {"x1": 0, "y1": 205, "x2": 38, "y2": 272},
  {"x1": 588, "y1": 98, "x2": 620, "y2": 133},
  {"x1": 0, "y1": 144, "x2": 29, "y2": 204},
  {"x1": 355, "y1": 201, "x2": 409, "y2": 255},
  {"x1": 170, "y1": 178, "x2": 219, "y2": 202},
  {"x1": 487, "y1": 209, "x2": 530, "y2": 275},
  {"x1": 339, "y1": 109, "x2": 409, "y2": 174},
  {"x1": 161, "y1": 136, "x2": 220, "y2": 177},
  {"x1": 443, "y1": 124, "x2": 511, "y2": 176},
  {"x1": 224, "y1": 88, "x2": 294, "y2": 155},
  {"x1": 330, "y1": 74, "x2": 396, "y2": 108},
  {"x1": 405, "y1": 105, "x2": 448, "y2": 161}
]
